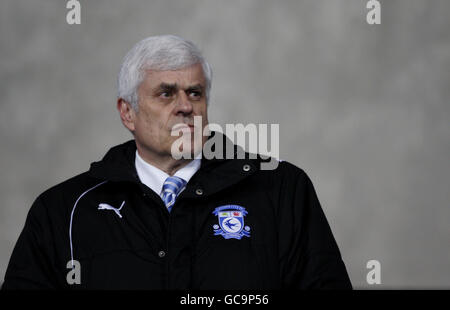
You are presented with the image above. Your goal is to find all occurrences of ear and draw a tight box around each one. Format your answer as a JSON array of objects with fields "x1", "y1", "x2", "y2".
[{"x1": 117, "y1": 98, "x2": 136, "y2": 132}]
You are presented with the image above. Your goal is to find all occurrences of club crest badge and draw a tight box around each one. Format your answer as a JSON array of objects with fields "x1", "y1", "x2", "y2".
[{"x1": 212, "y1": 205, "x2": 250, "y2": 240}]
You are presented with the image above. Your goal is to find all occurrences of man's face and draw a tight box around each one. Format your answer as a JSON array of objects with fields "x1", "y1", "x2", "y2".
[{"x1": 121, "y1": 63, "x2": 209, "y2": 160}]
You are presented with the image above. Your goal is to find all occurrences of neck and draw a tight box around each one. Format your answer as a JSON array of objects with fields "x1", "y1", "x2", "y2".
[{"x1": 136, "y1": 148, "x2": 194, "y2": 176}]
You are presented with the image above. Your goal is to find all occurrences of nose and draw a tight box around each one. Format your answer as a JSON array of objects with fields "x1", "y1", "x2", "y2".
[{"x1": 175, "y1": 90, "x2": 193, "y2": 115}]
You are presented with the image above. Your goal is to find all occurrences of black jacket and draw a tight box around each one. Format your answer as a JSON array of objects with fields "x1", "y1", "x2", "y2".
[{"x1": 3, "y1": 134, "x2": 352, "y2": 289}]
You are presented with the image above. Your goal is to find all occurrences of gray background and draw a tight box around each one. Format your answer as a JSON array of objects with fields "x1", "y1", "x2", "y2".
[{"x1": 1, "y1": 0, "x2": 449, "y2": 289}]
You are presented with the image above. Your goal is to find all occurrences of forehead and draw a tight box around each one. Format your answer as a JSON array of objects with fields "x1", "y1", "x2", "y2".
[{"x1": 140, "y1": 63, "x2": 206, "y2": 89}]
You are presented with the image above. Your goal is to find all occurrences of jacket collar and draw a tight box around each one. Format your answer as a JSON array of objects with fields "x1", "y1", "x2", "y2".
[{"x1": 88, "y1": 131, "x2": 263, "y2": 197}]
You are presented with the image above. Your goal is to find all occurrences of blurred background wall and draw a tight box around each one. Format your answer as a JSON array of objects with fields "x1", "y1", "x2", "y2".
[{"x1": 1, "y1": 0, "x2": 449, "y2": 288}]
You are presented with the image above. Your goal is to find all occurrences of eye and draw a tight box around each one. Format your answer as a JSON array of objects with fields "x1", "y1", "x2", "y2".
[
  {"x1": 188, "y1": 91, "x2": 202, "y2": 100},
  {"x1": 159, "y1": 91, "x2": 173, "y2": 99}
]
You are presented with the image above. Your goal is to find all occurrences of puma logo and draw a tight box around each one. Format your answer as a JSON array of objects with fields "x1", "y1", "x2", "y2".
[{"x1": 98, "y1": 201, "x2": 125, "y2": 218}]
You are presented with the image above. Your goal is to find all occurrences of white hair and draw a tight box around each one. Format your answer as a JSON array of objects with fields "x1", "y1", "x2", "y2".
[{"x1": 117, "y1": 35, "x2": 212, "y2": 110}]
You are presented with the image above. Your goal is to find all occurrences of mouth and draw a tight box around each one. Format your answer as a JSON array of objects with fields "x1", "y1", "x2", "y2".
[{"x1": 171, "y1": 123, "x2": 195, "y2": 132}]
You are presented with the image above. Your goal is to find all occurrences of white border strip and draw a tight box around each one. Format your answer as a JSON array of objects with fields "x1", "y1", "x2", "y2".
[{"x1": 69, "y1": 180, "x2": 108, "y2": 267}]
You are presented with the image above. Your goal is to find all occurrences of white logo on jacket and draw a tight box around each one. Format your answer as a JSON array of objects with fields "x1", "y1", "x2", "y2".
[{"x1": 98, "y1": 201, "x2": 125, "y2": 218}]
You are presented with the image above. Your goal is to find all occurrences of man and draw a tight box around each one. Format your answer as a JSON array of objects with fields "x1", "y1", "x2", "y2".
[{"x1": 2, "y1": 35, "x2": 351, "y2": 289}]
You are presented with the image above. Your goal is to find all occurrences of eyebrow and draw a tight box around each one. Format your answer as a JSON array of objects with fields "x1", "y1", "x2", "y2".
[
  {"x1": 156, "y1": 83, "x2": 204, "y2": 93},
  {"x1": 158, "y1": 83, "x2": 177, "y2": 92},
  {"x1": 186, "y1": 84, "x2": 204, "y2": 93}
]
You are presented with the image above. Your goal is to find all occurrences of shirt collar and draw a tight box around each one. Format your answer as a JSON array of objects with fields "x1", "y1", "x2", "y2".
[{"x1": 135, "y1": 151, "x2": 201, "y2": 196}]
